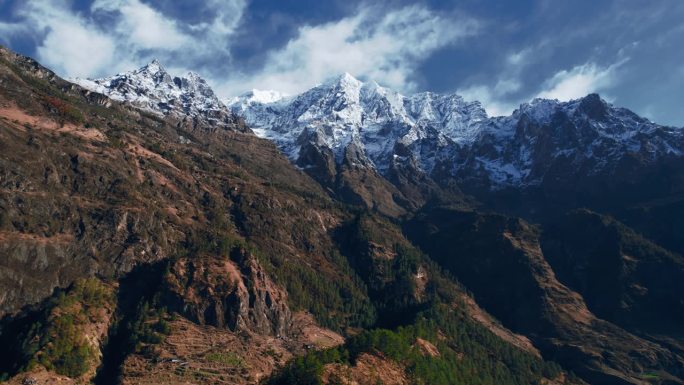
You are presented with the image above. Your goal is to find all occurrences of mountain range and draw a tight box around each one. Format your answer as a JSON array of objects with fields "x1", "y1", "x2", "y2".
[
  {"x1": 1, "y1": 48, "x2": 683, "y2": 385},
  {"x1": 76, "y1": 61, "x2": 684, "y2": 214}
]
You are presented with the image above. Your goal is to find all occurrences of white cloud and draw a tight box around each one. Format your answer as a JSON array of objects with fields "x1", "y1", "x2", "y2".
[
  {"x1": 457, "y1": 84, "x2": 517, "y2": 117},
  {"x1": 459, "y1": 54, "x2": 628, "y2": 117},
  {"x1": 0, "y1": 21, "x2": 29, "y2": 44},
  {"x1": 16, "y1": 1, "x2": 119, "y2": 76},
  {"x1": 4, "y1": 1, "x2": 478, "y2": 102},
  {"x1": 3, "y1": 1, "x2": 477, "y2": 101},
  {"x1": 92, "y1": 0, "x2": 191, "y2": 50},
  {"x1": 506, "y1": 48, "x2": 531, "y2": 66},
  {"x1": 218, "y1": 6, "x2": 479, "y2": 95},
  {"x1": 457, "y1": 47, "x2": 531, "y2": 116},
  {"x1": 5, "y1": 0, "x2": 248, "y2": 78},
  {"x1": 193, "y1": 0, "x2": 247, "y2": 40},
  {"x1": 536, "y1": 62, "x2": 622, "y2": 100}
]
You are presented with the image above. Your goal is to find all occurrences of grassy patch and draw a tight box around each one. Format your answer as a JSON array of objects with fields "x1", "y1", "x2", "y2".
[
  {"x1": 641, "y1": 372, "x2": 660, "y2": 380},
  {"x1": 205, "y1": 352, "x2": 244, "y2": 367}
]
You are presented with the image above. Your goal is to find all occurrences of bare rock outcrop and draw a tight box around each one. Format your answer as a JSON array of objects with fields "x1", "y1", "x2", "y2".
[{"x1": 162, "y1": 248, "x2": 292, "y2": 337}]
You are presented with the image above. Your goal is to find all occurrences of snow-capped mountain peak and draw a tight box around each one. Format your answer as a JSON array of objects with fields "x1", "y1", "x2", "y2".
[
  {"x1": 333, "y1": 72, "x2": 363, "y2": 91},
  {"x1": 71, "y1": 61, "x2": 244, "y2": 131},
  {"x1": 73, "y1": 63, "x2": 684, "y2": 190},
  {"x1": 226, "y1": 73, "x2": 488, "y2": 173},
  {"x1": 139, "y1": 58, "x2": 164, "y2": 73},
  {"x1": 242, "y1": 89, "x2": 288, "y2": 104},
  {"x1": 223, "y1": 90, "x2": 285, "y2": 115},
  {"x1": 227, "y1": 77, "x2": 683, "y2": 189}
]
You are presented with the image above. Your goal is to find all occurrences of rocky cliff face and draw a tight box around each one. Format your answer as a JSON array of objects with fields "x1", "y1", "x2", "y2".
[
  {"x1": 162, "y1": 248, "x2": 293, "y2": 336},
  {"x1": 447, "y1": 95, "x2": 684, "y2": 209}
]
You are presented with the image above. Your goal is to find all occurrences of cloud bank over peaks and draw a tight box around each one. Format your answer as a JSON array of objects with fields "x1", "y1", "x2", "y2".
[
  {"x1": 536, "y1": 60, "x2": 625, "y2": 101},
  {"x1": 459, "y1": 58, "x2": 626, "y2": 117},
  {"x1": 217, "y1": 5, "x2": 480, "y2": 96},
  {"x1": 5, "y1": 0, "x2": 247, "y2": 78}
]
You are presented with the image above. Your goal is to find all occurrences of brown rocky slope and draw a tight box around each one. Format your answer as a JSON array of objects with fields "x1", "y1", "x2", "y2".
[
  {"x1": 405, "y1": 206, "x2": 684, "y2": 384},
  {"x1": 0, "y1": 45, "x2": 579, "y2": 385}
]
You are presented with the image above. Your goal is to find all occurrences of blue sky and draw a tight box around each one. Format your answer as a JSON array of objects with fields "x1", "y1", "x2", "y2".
[{"x1": 0, "y1": 0, "x2": 682, "y2": 126}]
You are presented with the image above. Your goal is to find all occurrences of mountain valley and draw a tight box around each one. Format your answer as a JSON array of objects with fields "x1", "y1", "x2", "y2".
[{"x1": 0, "y1": 46, "x2": 683, "y2": 385}]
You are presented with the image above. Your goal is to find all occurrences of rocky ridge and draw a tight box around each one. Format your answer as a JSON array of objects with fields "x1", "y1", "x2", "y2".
[
  {"x1": 226, "y1": 74, "x2": 684, "y2": 191},
  {"x1": 74, "y1": 64, "x2": 684, "y2": 192},
  {"x1": 71, "y1": 60, "x2": 247, "y2": 133},
  {"x1": 227, "y1": 73, "x2": 488, "y2": 174}
]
